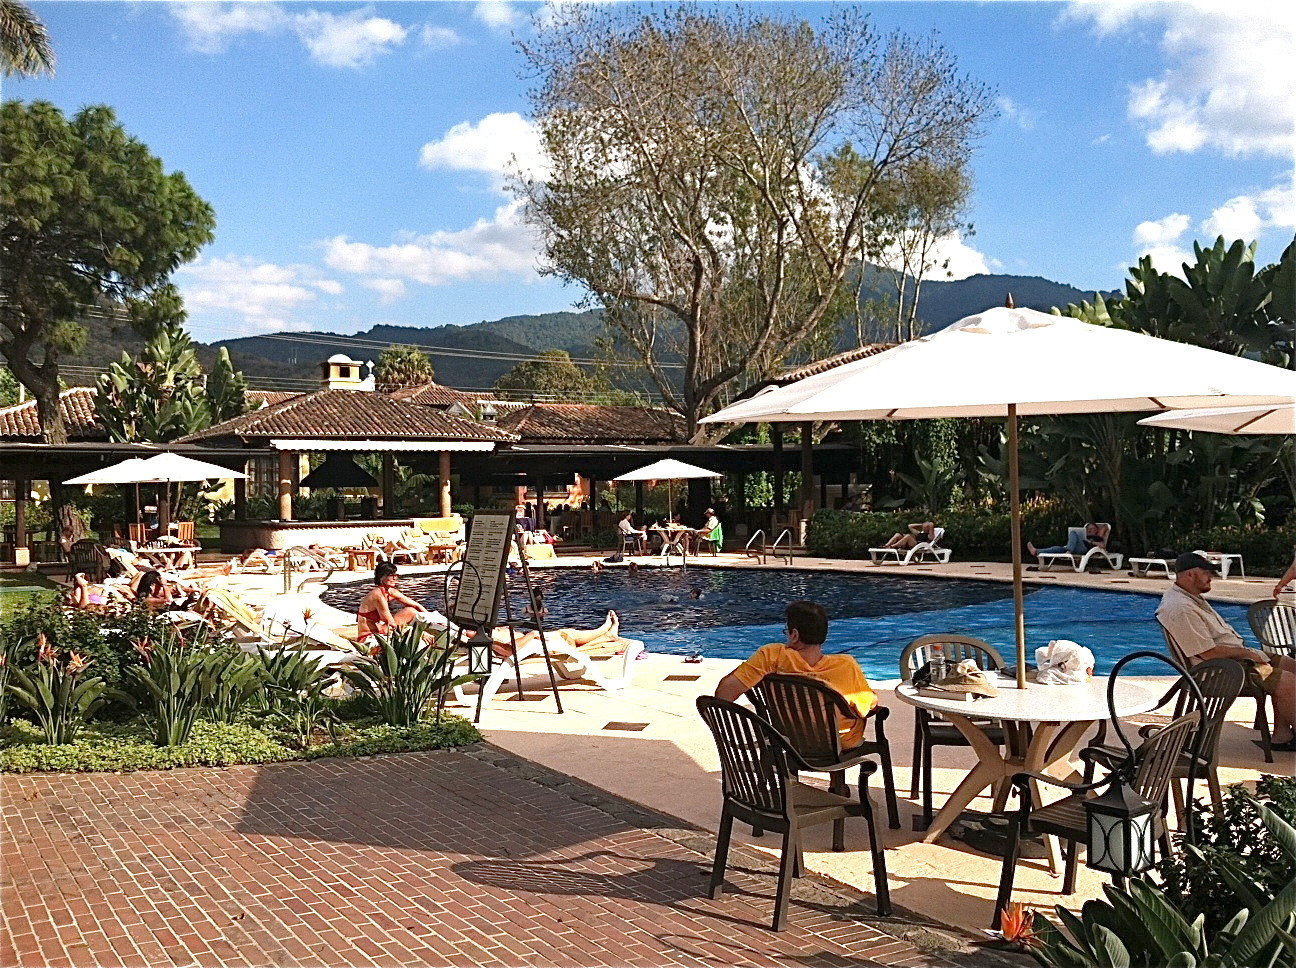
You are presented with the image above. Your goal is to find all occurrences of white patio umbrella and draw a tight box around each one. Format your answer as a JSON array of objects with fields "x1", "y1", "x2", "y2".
[
  {"x1": 65, "y1": 452, "x2": 246, "y2": 532},
  {"x1": 703, "y1": 304, "x2": 1296, "y2": 687},
  {"x1": 614, "y1": 458, "x2": 722, "y2": 520},
  {"x1": 1138, "y1": 402, "x2": 1296, "y2": 435}
]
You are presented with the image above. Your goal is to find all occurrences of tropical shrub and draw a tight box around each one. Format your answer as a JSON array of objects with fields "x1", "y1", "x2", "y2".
[
  {"x1": 200, "y1": 649, "x2": 266, "y2": 724},
  {"x1": 254, "y1": 646, "x2": 333, "y2": 714},
  {"x1": 1156, "y1": 776, "x2": 1296, "y2": 936},
  {"x1": 5, "y1": 635, "x2": 115, "y2": 744},
  {"x1": 1031, "y1": 792, "x2": 1296, "y2": 968},
  {"x1": 340, "y1": 624, "x2": 474, "y2": 727},
  {"x1": 125, "y1": 628, "x2": 222, "y2": 746}
]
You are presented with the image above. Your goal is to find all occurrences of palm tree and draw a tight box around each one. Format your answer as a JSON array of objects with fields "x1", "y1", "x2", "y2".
[{"x1": 1, "y1": 0, "x2": 54, "y2": 77}]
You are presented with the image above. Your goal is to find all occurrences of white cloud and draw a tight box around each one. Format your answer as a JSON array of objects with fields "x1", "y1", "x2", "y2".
[
  {"x1": 1133, "y1": 213, "x2": 1190, "y2": 245},
  {"x1": 996, "y1": 96, "x2": 1040, "y2": 132},
  {"x1": 176, "y1": 256, "x2": 342, "y2": 331},
  {"x1": 474, "y1": 1, "x2": 524, "y2": 31},
  {"x1": 1202, "y1": 196, "x2": 1263, "y2": 242},
  {"x1": 419, "y1": 112, "x2": 549, "y2": 188},
  {"x1": 171, "y1": 2, "x2": 287, "y2": 53},
  {"x1": 321, "y1": 200, "x2": 541, "y2": 289},
  {"x1": 419, "y1": 25, "x2": 461, "y2": 50},
  {"x1": 170, "y1": 3, "x2": 415, "y2": 68},
  {"x1": 878, "y1": 231, "x2": 993, "y2": 281},
  {"x1": 362, "y1": 278, "x2": 408, "y2": 303},
  {"x1": 1070, "y1": 2, "x2": 1296, "y2": 157},
  {"x1": 292, "y1": 10, "x2": 408, "y2": 69}
]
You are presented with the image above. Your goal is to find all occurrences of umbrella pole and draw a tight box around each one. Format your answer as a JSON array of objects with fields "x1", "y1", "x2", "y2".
[{"x1": 1008, "y1": 403, "x2": 1027, "y2": 689}]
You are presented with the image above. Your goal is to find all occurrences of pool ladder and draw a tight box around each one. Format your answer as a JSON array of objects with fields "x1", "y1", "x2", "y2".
[{"x1": 745, "y1": 529, "x2": 795, "y2": 565}]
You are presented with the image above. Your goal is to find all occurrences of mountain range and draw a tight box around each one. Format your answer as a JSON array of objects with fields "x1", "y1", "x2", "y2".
[{"x1": 64, "y1": 271, "x2": 1115, "y2": 393}]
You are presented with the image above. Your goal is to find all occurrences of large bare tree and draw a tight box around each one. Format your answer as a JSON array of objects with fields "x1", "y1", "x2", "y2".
[{"x1": 515, "y1": 6, "x2": 993, "y2": 439}]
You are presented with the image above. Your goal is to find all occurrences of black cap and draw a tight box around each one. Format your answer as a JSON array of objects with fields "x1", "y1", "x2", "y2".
[{"x1": 1175, "y1": 552, "x2": 1219, "y2": 574}]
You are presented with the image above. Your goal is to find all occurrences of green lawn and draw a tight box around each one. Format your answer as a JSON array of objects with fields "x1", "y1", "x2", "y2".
[{"x1": 0, "y1": 572, "x2": 60, "y2": 619}]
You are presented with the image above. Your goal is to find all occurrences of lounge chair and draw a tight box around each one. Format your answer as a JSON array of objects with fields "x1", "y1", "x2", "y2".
[
  {"x1": 1036, "y1": 523, "x2": 1123, "y2": 572},
  {"x1": 449, "y1": 629, "x2": 644, "y2": 706},
  {"x1": 868, "y1": 527, "x2": 951, "y2": 565},
  {"x1": 259, "y1": 593, "x2": 365, "y2": 653}
]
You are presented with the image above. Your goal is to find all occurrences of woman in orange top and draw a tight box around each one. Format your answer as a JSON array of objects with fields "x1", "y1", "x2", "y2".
[{"x1": 715, "y1": 600, "x2": 876, "y2": 748}]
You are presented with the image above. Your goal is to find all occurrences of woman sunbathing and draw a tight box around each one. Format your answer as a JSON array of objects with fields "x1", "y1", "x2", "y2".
[
  {"x1": 65, "y1": 572, "x2": 134, "y2": 610},
  {"x1": 356, "y1": 562, "x2": 431, "y2": 638},
  {"x1": 881, "y1": 521, "x2": 937, "y2": 550}
]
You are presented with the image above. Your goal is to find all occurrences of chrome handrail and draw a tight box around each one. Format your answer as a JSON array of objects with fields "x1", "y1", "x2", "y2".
[
  {"x1": 745, "y1": 529, "x2": 767, "y2": 564},
  {"x1": 771, "y1": 528, "x2": 794, "y2": 564}
]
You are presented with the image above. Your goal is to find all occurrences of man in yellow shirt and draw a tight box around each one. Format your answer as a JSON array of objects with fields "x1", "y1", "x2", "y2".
[{"x1": 715, "y1": 600, "x2": 876, "y2": 748}]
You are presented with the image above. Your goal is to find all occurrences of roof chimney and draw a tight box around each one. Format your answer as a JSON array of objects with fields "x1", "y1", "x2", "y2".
[
  {"x1": 320, "y1": 354, "x2": 372, "y2": 391},
  {"x1": 1005, "y1": 293, "x2": 1015, "y2": 309}
]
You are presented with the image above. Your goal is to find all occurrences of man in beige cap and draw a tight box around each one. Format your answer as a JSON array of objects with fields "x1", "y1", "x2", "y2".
[{"x1": 1157, "y1": 552, "x2": 1295, "y2": 752}]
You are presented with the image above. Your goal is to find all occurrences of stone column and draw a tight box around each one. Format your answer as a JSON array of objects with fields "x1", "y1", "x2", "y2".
[
  {"x1": 14, "y1": 478, "x2": 28, "y2": 548},
  {"x1": 277, "y1": 450, "x2": 294, "y2": 521},
  {"x1": 439, "y1": 451, "x2": 452, "y2": 518},
  {"x1": 800, "y1": 421, "x2": 814, "y2": 513}
]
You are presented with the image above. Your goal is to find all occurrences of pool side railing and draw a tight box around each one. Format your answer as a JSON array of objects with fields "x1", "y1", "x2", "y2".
[{"x1": 771, "y1": 528, "x2": 795, "y2": 565}]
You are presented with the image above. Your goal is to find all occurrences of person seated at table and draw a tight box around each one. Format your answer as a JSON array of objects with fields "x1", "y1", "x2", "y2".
[
  {"x1": 1157, "y1": 552, "x2": 1296, "y2": 751},
  {"x1": 617, "y1": 511, "x2": 647, "y2": 552},
  {"x1": 715, "y1": 600, "x2": 877, "y2": 746},
  {"x1": 356, "y1": 562, "x2": 432, "y2": 638},
  {"x1": 1027, "y1": 522, "x2": 1106, "y2": 559},
  {"x1": 881, "y1": 521, "x2": 937, "y2": 551},
  {"x1": 690, "y1": 508, "x2": 721, "y2": 553}
]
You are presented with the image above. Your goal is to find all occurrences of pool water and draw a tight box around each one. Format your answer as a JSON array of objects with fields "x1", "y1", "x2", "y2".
[{"x1": 323, "y1": 567, "x2": 1255, "y2": 681}]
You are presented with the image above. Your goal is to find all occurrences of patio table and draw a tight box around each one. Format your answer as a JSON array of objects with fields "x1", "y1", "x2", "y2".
[
  {"x1": 648, "y1": 526, "x2": 690, "y2": 557},
  {"x1": 895, "y1": 674, "x2": 1159, "y2": 844},
  {"x1": 136, "y1": 543, "x2": 201, "y2": 571}
]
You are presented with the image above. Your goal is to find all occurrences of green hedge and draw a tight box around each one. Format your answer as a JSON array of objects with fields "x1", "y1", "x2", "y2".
[
  {"x1": 0, "y1": 716, "x2": 482, "y2": 773},
  {"x1": 806, "y1": 508, "x2": 1296, "y2": 573}
]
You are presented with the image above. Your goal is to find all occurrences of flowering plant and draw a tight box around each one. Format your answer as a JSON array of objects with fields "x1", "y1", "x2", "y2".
[{"x1": 5, "y1": 634, "x2": 116, "y2": 744}]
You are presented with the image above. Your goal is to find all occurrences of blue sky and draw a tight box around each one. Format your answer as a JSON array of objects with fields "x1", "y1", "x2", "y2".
[{"x1": 5, "y1": 1, "x2": 1294, "y2": 344}]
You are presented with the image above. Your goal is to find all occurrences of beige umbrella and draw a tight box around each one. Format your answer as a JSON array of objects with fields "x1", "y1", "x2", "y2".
[
  {"x1": 614, "y1": 458, "x2": 722, "y2": 521},
  {"x1": 703, "y1": 304, "x2": 1296, "y2": 687},
  {"x1": 1138, "y1": 403, "x2": 1296, "y2": 435}
]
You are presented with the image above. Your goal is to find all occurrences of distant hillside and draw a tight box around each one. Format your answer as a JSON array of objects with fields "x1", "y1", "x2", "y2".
[{"x1": 59, "y1": 271, "x2": 1113, "y2": 391}]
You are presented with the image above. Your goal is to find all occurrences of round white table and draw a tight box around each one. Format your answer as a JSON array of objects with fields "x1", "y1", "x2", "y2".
[{"x1": 895, "y1": 675, "x2": 1160, "y2": 845}]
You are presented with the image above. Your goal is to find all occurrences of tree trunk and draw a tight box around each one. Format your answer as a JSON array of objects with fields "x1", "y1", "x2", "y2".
[{"x1": 5, "y1": 352, "x2": 67, "y2": 444}]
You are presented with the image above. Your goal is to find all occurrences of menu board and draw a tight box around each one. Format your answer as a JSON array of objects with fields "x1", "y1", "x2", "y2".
[{"x1": 450, "y1": 511, "x2": 515, "y2": 629}]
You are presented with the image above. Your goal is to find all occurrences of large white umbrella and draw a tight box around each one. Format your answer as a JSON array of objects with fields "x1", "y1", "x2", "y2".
[
  {"x1": 63, "y1": 459, "x2": 152, "y2": 486},
  {"x1": 1138, "y1": 403, "x2": 1296, "y2": 435},
  {"x1": 65, "y1": 453, "x2": 246, "y2": 532},
  {"x1": 615, "y1": 458, "x2": 722, "y2": 520},
  {"x1": 703, "y1": 304, "x2": 1296, "y2": 687}
]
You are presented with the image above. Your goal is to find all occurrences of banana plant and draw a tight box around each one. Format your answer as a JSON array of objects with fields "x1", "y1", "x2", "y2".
[{"x1": 1031, "y1": 793, "x2": 1296, "y2": 968}]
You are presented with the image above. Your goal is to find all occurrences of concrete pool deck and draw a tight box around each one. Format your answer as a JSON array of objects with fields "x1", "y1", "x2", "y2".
[{"x1": 202, "y1": 550, "x2": 1294, "y2": 941}]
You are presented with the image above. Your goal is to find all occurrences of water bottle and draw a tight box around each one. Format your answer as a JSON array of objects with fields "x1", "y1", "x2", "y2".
[{"x1": 931, "y1": 645, "x2": 946, "y2": 682}]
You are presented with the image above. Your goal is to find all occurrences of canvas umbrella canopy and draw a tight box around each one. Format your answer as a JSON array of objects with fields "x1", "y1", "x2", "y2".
[
  {"x1": 703, "y1": 304, "x2": 1296, "y2": 688},
  {"x1": 300, "y1": 454, "x2": 379, "y2": 489},
  {"x1": 614, "y1": 458, "x2": 722, "y2": 520},
  {"x1": 1138, "y1": 403, "x2": 1296, "y2": 435},
  {"x1": 65, "y1": 453, "x2": 247, "y2": 532}
]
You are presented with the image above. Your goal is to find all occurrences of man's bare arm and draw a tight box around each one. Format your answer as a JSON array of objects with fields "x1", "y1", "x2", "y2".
[{"x1": 715, "y1": 672, "x2": 748, "y2": 702}]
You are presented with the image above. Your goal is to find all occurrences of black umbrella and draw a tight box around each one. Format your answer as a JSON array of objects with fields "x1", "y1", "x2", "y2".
[{"x1": 300, "y1": 454, "x2": 378, "y2": 489}]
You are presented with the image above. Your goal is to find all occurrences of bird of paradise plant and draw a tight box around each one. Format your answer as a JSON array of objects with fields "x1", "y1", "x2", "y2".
[{"x1": 5, "y1": 634, "x2": 114, "y2": 744}]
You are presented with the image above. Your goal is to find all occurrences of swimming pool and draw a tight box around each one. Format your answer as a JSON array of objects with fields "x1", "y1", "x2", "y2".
[{"x1": 323, "y1": 567, "x2": 1255, "y2": 680}]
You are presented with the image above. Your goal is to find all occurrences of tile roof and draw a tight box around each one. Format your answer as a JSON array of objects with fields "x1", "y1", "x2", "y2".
[
  {"x1": 180, "y1": 389, "x2": 519, "y2": 444},
  {"x1": 497, "y1": 403, "x2": 684, "y2": 444},
  {"x1": 0, "y1": 387, "x2": 104, "y2": 440},
  {"x1": 246, "y1": 390, "x2": 301, "y2": 409},
  {"x1": 387, "y1": 382, "x2": 488, "y2": 409}
]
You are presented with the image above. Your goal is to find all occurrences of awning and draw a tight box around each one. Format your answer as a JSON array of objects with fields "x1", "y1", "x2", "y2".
[{"x1": 269, "y1": 439, "x2": 497, "y2": 452}]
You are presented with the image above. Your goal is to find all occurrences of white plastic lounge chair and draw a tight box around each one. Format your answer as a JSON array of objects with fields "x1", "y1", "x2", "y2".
[
  {"x1": 259, "y1": 593, "x2": 364, "y2": 653},
  {"x1": 450, "y1": 631, "x2": 644, "y2": 706},
  {"x1": 1037, "y1": 523, "x2": 1124, "y2": 573},
  {"x1": 868, "y1": 527, "x2": 951, "y2": 565}
]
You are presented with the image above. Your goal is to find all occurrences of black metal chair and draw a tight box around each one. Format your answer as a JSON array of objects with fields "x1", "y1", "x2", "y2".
[
  {"x1": 696, "y1": 695, "x2": 890, "y2": 931},
  {"x1": 899, "y1": 633, "x2": 1008, "y2": 827},
  {"x1": 1248, "y1": 600, "x2": 1296, "y2": 658},
  {"x1": 1083, "y1": 658, "x2": 1245, "y2": 812},
  {"x1": 751, "y1": 673, "x2": 900, "y2": 830},
  {"x1": 991, "y1": 710, "x2": 1200, "y2": 928},
  {"x1": 66, "y1": 539, "x2": 107, "y2": 582},
  {"x1": 1160, "y1": 618, "x2": 1273, "y2": 763}
]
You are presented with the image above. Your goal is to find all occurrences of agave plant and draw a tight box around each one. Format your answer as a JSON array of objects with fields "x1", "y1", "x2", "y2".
[
  {"x1": 254, "y1": 645, "x2": 337, "y2": 748},
  {"x1": 5, "y1": 634, "x2": 115, "y2": 744},
  {"x1": 340, "y1": 624, "x2": 475, "y2": 727},
  {"x1": 1032, "y1": 794, "x2": 1296, "y2": 968},
  {"x1": 200, "y1": 648, "x2": 266, "y2": 724}
]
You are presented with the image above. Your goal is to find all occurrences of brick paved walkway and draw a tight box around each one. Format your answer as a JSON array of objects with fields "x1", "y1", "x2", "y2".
[{"x1": 2, "y1": 746, "x2": 1011, "y2": 968}]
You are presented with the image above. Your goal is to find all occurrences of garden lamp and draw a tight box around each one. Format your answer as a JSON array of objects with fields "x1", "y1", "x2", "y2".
[
  {"x1": 468, "y1": 637, "x2": 493, "y2": 676},
  {"x1": 1083, "y1": 649, "x2": 1202, "y2": 878}
]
